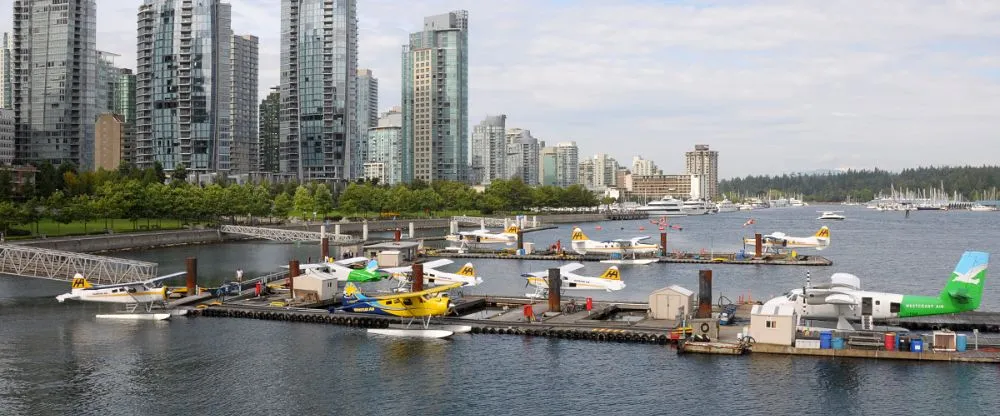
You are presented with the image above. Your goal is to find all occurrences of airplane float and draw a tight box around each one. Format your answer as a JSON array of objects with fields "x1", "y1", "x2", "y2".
[
  {"x1": 570, "y1": 227, "x2": 659, "y2": 257},
  {"x1": 445, "y1": 225, "x2": 520, "y2": 246},
  {"x1": 761, "y1": 251, "x2": 988, "y2": 330},
  {"x1": 743, "y1": 226, "x2": 830, "y2": 251},
  {"x1": 334, "y1": 282, "x2": 469, "y2": 338},
  {"x1": 288, "y1": 257, "x2": 388, "y2": 283},
  {"x1": 382, "y1": 259, "x2": 483, "y2": 288},
  {"x1": 55, "y1": 271, "x2": 186, "y2": 320},
  {"x1": 523, "y1": 263, "x2": 626, "y2": 298}
]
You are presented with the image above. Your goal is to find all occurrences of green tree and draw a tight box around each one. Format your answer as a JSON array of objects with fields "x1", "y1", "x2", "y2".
[
  {"x1": 152, "y1": 161, "x2": 167, "y2": 184},
  {"x1": 171, "y1": 163, "x2": 189, "y2": 185},
  {"x1": 34, "y1": 161, "x2": 58, "y2": 198},
  {"x1": 0, "y1": 201, "x2": 25, "y2": 236},
  {"x1": 272, "y1": 192, "x2": 293, "y2": 219},
  {"x1": 313, "y1": 184, "x2": 334, "y2": 216},
  {"x1": 292, "y1": 185, "x2": 315, "y2": 220},
  {"x1": 0, "y1": 169, "x2": 13, "y2": 201},
  {"x1": 337, "y1": 183, "x2": 368, "y2": 216}
]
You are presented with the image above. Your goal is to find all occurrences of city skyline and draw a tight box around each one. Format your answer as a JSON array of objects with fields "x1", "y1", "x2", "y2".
[{"x1": 1, "y1": 1, "x2": 998, "y2": 178}]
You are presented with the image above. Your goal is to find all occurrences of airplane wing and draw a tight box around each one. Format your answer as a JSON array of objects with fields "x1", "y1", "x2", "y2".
[
  {"x1": 281, "y1": 263, "x2": 328, "y2": 270},
  {"x1": 85, "y1": 271, "x2": 187, "y2": 290},
  {"x1": 418, "y1": 259, "x2": 454, "y2": 270},
  {"x1": 335, "y1": 257, "x2": 371, "y2": 266},
  {"x1": 142, "y1": 271, "x2": 187, "y2": 286},
  {"x1": 630, "y1": 236, "x2": 651, "y2": 244},
  {"x1": 363, "y1": 282, "x2": 463, "y2": 300},
  {"x1": 824, "y1": 293, "x2": 856, "y2": 305},
  {"x1": 559, "y1": 263, "x2": 586, "y2": 274},
  {"x1": 766, "y1": 232, "x2": 786, "y2": 240}
]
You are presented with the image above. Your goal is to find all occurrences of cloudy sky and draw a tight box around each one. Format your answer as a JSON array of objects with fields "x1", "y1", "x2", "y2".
[{"x1": 2, "y1": 0, "x2": 998, "y2": 178}]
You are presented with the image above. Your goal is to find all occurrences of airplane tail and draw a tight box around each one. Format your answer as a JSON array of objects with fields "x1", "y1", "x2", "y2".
[
  {"x1": 571, "y1": 227, "x2": 589, "y2": 241},
  {"x1": 456, "y1": 263, "x2": 476, "y2": 277},
  {"x1": 344, "y1": 282, "x2": 366, "y2": 300},
  {"x1": 939, "y1": 251, "x2": 989, "y2": 310},
  {"x1": 503, "y1": 225, "x2": 520, "y2": 235},
  {"x1": 599, "y1": 266, "x2": 621, "y2": 280},
  {"x1": 70, "y1": 273, "x2": 92, "y2": 289},
  {"x1": 365, "y1": 259, "x2": 379, "y2": 272},
  {"x1": 814, "y1": 226, "x2": 830, "y2": 239}
]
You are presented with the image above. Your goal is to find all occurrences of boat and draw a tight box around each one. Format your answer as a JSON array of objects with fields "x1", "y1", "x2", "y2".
[
  {"x1": 600, "y1": 258, "x2": 658, "y2": 265},
  {"x1": 367, "y1": 328, "x2": 454, "y2": 338},
  {"x1": 715, "y1": 199, "x2": 739, "y2": 213},
  {"x1": 636, "y1": 196, "x2": 687, "y2": 217},
  {"x1": 817, "y1": 211, "x2": 846, "y2": 220},
  {"x1": 681, "y1": 199, "x2": 712, "y2": 215},
  {"x1": 96, "y1": 313, "x2": 171, "y2": 321},
  {"x1": 970, "y1": 204, "x2": 997, "y2": 212}
]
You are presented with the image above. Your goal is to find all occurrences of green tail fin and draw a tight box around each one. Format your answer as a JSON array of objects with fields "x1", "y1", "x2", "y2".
[{"x1": 939, "y1": 251, "x2": 989, "y2": 310}]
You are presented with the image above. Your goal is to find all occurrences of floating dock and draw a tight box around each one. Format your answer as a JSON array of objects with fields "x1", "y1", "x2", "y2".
[
  {"x1": 751, "y1": 343, "x2": 1000, "y2": 363},
  {"x1": 423, "y1": 251, "x2": 833, "y2": 266}
]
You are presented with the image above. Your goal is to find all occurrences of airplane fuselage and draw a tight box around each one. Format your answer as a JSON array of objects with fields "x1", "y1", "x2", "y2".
[
  {"x1": 421, "y1": 269, "x2": 481, "y2": 286},
  {"x1": 571, "y1": 241, "x2": 659, "y2": 255},
  {"x1": 526, "y1": 276, "x2": 625, "y2": 292},
  {"x1": 743, "y1": 236, "x2": 828, "y2": 249},
  {"x1": 340, "y1": 294, "x2": 451, "y2": 317},
  {"x1": 766, "y1": 289, "x2": 955, "y2": 322},
  {"x1": 447, "y1": 233, "x2": 516, "y2": 245},
  {"x1": 59, "y1": 286, "x2": 166, "y2": 304}
]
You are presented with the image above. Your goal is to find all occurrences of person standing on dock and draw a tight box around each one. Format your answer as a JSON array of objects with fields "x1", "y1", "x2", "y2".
[{"x1": 236, "y1": 268, "x2": 244, "y2": 284}]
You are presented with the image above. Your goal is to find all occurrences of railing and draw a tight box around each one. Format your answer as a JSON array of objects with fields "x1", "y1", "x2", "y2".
[
  {"x1": 219, "y1": 225, "x2": 358, "y2": 243},
  {"x1": 0, "y1": 243, "x2": 157, "y2": 285}
]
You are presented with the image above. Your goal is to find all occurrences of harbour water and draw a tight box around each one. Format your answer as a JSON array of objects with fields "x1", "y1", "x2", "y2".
[{"x1": 2, "y1": 206, "x2": 999, "y2": 414}]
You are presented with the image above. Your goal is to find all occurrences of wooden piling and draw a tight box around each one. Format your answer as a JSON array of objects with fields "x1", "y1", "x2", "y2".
[
  {"x1": 412, "y1": 263, "x2": 424, "y2": 292},
  {"x1": 697, "y1": 269, "x2": 713, "y2": 318},
  {"x1": 288, "y1": 259, "x2": 300, "y2": 296},
  {"x1": 660, "y1": 233, "x2": 667, "y2": 256},
  {"x1": 185, "y1": 257, "x2": 197, "y2": 296},
  {"x1": 517, "y1": 230, "x2": 524, "y2": 251},
  {"x1": 394, "y1": 229, "x2": 402, "y2": 241},
  {"x1": 548, "y1": 268, "x2": 561, "y2": 312},
  {"x1": 755, "y1": 233, "x2": 762, "y2": 257},
  {"x1": 321, "y1": 238, "x2": 330, "y2": 260}
]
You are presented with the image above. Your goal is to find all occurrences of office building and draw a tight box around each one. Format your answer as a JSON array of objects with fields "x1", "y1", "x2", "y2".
[
  {"x1": 402, "y1": 10, "x2": 469, "y2": 183},
  {"x1": 504, "y1": 128, "x2": 540, "y2": 185},
  {"x1": 230, "y1": 34, "x2": 259, "y2": 174},
  {"x1": 258, "y1": 86, "x2": 280, "y2": 173},
  {"x1": 354, "y1": 68, "x2": 378, "y2": 178},
  {"x1": 13, "y1": 0, "x2": 98, "y2": 169},
  {"x1": 579, "y1": 153, "x2": 618, "y2": 190},
  {"x1": 114, "y1": 69, "x2": 137, "y2": 166},
  {"x1": 280, "y1": 0, "x2": 358, "y2": 182},
  {"x1": 685, "y1": 144, "x2": 719, "y2": 198},
  {"x1": 366, "y1": 106, "x2": 403, "y2": 185},
  {"x1": 1, "y1": 33, "x2": 12, "y2": 108},
  {"x1": 539, "y1": 146, "x2": 557, "y2": 186},
  {"x1": 136, "y1": 0, "x2": 233, "y2": 172},
  {"x1": 470, "y1": 114, "x2": 506, "y2": 185},
  {"x1": 554, "y1": 141, "x2": 579, "y2": 187},
  {"x1": 632, "y1": 156, "x2": 661, "y2": 176},
  {"x1": 0, "y1": 108, "x2": 13, "y2": 165}
]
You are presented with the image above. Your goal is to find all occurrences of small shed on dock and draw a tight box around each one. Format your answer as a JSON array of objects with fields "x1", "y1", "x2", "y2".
[
  {"x1": 749, "y1": 304, "x2": 798, "y2": 346},
  {"x1": 649, "y1": 285, "x2": 693, "y2": 320},
  {"x1": 364, "y1": 241, "x2": 420, "y2": 264},
  {"x1": 292, "y1": 270, "x2": 339, "y2": 303}
]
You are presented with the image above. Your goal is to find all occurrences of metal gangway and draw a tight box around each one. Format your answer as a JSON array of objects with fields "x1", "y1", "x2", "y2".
[
  {"x1": 219, "y1": 225, "x2": 360, "y2": 244},
  {"x1": 0, "y1": 244, "x2": 157, "y2": 285},
  {"x1": 452, "y1": 215, "x2": 539, "y2": 229}
]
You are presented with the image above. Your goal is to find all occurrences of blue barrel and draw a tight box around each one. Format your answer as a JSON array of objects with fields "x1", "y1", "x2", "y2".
[
  {"x1": 957, "y1": 334, "x2": 968, "y2": 352},
  {"x1": 832, "y1": 337, "x2": 845, "y2": 350},
  {"x1": 820, "y1": 331, "x2": 832, "y2": 349},
  {"x1": 911, "y1": 338, "x2": 924, "y2": 353}
]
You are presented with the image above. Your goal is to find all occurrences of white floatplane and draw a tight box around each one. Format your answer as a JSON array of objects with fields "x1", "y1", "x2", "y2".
[{"x1": 55, "y1": 272, "x2": 186, "y2": 320}]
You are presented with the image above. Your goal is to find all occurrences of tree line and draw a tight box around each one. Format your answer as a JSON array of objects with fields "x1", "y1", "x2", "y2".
[
  {"x1": 0, "y1": 162, "x2": 599, "y2": 235},
  {"x1": 719, "y1": 166, "x2": 1000, "y2": 202}
]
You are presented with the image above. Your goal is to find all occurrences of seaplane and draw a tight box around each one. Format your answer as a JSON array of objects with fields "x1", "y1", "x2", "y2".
[
  {"x1": 334, "y1": 282, "x2": 469, "y2": 338},
  {"x1": 743, "y1": 226, "x2": 831, "y2": 251},
  {"x1": 288, "y1": 257, "x2": 388, "y2": 283},
  {"x1": 761, "y1": 251, "x2": 988, "y2": 330},
  {"x1": 570, "y1": 227, "x2": 660, "y2": 257},
  {"x1": 55, "y1": 271, "x2": 187, "y2": 320},
  {"x1": 523, "y1": 263, "x2": 626, "y2": 299},
  {"x1": 381, "y1": 259, "x2": 483, "y2": 288},
  {"x1": 445, "y1": 225, "x2": 520, "y2": 246}
]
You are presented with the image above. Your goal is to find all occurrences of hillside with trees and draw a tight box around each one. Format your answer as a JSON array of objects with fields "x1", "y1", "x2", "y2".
[{"x1": 719, "y1": 166, "x2": 1000, "y2": 202}]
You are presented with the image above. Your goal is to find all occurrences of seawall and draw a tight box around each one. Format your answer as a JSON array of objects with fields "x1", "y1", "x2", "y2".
[{"x1": 13, "y1": 229, "x2": 243, "y2": 254}]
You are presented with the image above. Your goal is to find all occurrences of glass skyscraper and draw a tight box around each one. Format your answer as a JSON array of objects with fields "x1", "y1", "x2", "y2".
[
  {"x1": 12, "y1": 0, "x2": 98, "y2": 169},
  {"x1": 0, "y1": 32, "x2": 12, "y2": 109},
  {"x1": 402, "y1": 10, "x2": 469, "y2": 183},
  {"x1": 280, "y1": 0, "x2": 358, "y2": 182},
  {"x1": 230, "y1": 34, "x2": 259, "y2": 174},
  {"x1": 353, "y1": 68, "x2": 378, "y2": 179},
  {"x1": 114, "y1": 69, "x2": 137, "y2": 165},
  {"x1": 136, "y1": 0, "x2": 233, "y2": 173},
  {"x1": 258, "y1": 86, "x2": 280, "y2": 173}
]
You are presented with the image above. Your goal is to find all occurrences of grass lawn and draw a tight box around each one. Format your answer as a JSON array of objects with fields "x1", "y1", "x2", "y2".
[{"x1": 7, "y1": 218, "x2": 190, "y2": 239}]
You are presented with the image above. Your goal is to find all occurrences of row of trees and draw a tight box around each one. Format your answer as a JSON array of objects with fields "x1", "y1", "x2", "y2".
[
  {"x1": 0, "y1": 162, "x2": 600, "y2": 234},
  {"x1": 720, "y1": 166, "x2": 1000, "y2": 202}
]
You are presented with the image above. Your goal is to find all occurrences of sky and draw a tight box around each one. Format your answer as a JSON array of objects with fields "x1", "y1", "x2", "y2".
[{"x1": 2, "y1": 0, "x2": 998, "y2": 179}]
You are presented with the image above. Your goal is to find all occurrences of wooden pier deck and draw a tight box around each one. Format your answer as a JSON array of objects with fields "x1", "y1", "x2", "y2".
[{"x1": 424, "y1": 251, "x2": 833, "y2": 266}]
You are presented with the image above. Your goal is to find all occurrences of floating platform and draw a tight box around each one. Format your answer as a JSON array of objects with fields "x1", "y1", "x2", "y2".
[
  {"x1": 752, "y1": 343, "x2": 1000, "y2": 363},
  {"x1": 423, "y1": 251, "x2": 833, "y2": 266},
  {"x1": 605, "y1": 212, "x2": 649, "y2": 221},
  {"x1": 678, "y1": 341, "x2": 749, "y2": 355}
]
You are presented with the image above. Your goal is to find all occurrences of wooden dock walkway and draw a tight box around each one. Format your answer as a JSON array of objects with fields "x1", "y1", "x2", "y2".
[{"x1": 423, "y1": 251, "x2": 833, "y2": 266}]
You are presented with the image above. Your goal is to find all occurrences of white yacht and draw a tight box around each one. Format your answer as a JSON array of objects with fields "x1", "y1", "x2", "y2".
[
  {"x1": 970, "y1": 204, "x2": 997, "y2": 212},
  {"x1": 817, "y1": 211, "x2": 846, "y2": 220},
  {"x1": 636, "y1": 196, "x2": 687, "y2": 216},
  {"x1": 682, "y1": 199, "x2": 713, "y2": 215},
  {"x1": 715, "y1": 199, "x2": 739, "y2": 213}
]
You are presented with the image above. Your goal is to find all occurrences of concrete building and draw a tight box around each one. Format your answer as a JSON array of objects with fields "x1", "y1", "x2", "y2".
[
  {"x1": 0, "y1": 108, "x2": 13, "y2": 165},
  {"x1": 280, "y1": 0, "x2": 358, "y2": 182},
  {"x1": 580, "y1": 153, "x2": 618, "y2": 190},
  {"x1": 402, "y1": 10, "x2": 469, "y2": 183},
  {"x1": 539, "y1": 146, "x2": 557, "y2": 186},
  {"x1": 470, "y1": 114, "x2": 506, "y2": 185},
  {"x1": 136, "y1": 0, "x2": 233, "y2": 173},
  {"x1": 113, "y1": 69, "x2": 137, "y2": 166},
  {"x1": 554, "y1": 141, "x2": 579, "y2": 187},
  {"x1": 94, "y1": 113, "x2": 124, "y2": 171},
  {"x1": 0, "y1": 33, "x2": 10, "y2": 108},
  {"x1": 626, "y1": 174, "x2": 695, "y2": 200},
  {"x1": 258, "y1": 86, "x2": 280, "y2": 173},
  {"x1": 354, "y1": 68, "x2": 378, "y2": 179},
  {"x1": 685, "y1": 144, "x2": 719, "y2": 199},
  {"x1": 230, "y1": 34, "x2": 259, "y2": 175},
  {"x1": 366, "y1": 107, "x2": 403, "y2": 185},
  {"x1": 504, "y1": 128, "x2": 540, "y2": 185},
  {"x1": 13, "y1": 0, "x2": 98, "y2": 169},
  {"x1": 632, "y1": 156, "x2": 661, "y2": 176}
]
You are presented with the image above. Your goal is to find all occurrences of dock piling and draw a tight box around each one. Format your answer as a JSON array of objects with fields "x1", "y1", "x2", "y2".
[
  {"x1": 754, "y1": 233, "x2": 762, "y2": 257},
  {"x1": 288, "y1": 259, "x2": 300, "y2": 298},
  {"x1": 548, "y1": 268, "x2": 561, "y2": 312},
  {"x1": 517, "y1": 230, "x2": 524, "y2": 251},
  {"x1": 393, "y1": 229, "x2": 401, "y2": 241},
  {"x1": 334, "y1": 224, "x2": 341, "y2": 235},
  {"x1": 412, "y1": 263, "x2": 424, "y2": 292},
  {"x1": 660, "y1": 233, "x2": 667, "y2": 256},
  {"x1": 409, "y1": 222, "x2": 415, "y2": 239},
  {"x1": 362, "y1": 221, "x2": 369, "y2": 241},
  {"x1": 185, "y1": 257, "x2": 197, "y2": 296},
  {"x1": 697, "y1": 269, "x2": 713, "y2": 318},
  {"x1": 321, "y1": 238, "x2": 329, "y2": 260}
]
